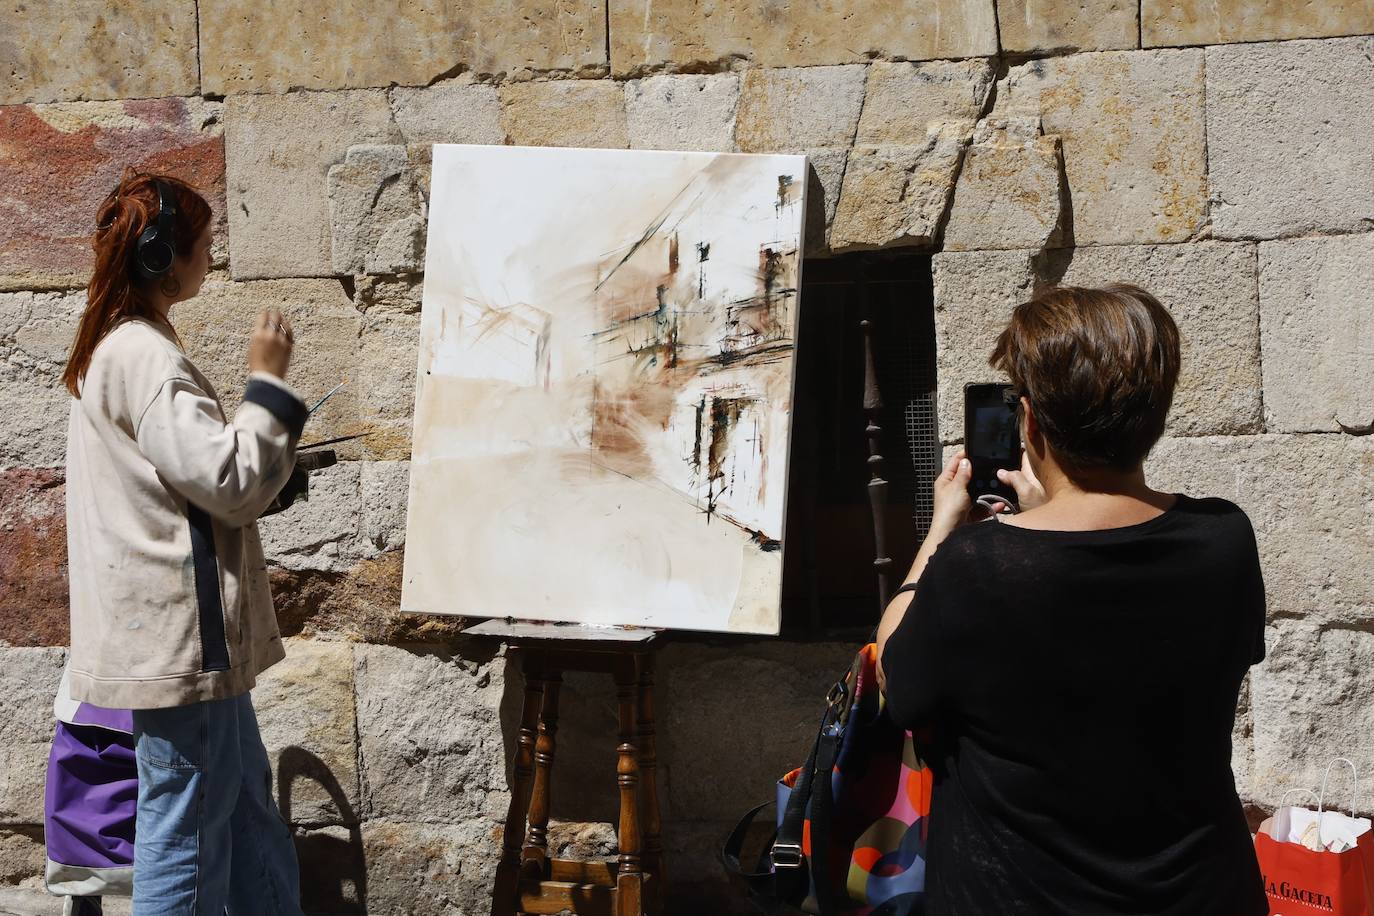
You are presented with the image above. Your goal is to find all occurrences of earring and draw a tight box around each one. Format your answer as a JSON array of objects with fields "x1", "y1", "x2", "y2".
[{"x1": 160, "y1": 274, "x2": 182, "y2": 298}]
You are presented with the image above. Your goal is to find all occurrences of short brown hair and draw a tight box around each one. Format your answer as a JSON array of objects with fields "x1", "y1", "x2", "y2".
[{"x1": 989, "y1": 283, "x2": 1180, "y2": 471}]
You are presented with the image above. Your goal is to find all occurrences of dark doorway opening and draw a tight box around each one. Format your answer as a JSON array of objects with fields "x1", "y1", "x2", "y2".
[{"x1": 781, "y1": 251, "x2": 941, "y2": 638}]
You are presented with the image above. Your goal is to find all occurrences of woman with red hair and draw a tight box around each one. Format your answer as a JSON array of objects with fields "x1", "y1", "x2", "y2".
[{"x1": 59, "y1": 169, "x2": 307, "y2": 914}]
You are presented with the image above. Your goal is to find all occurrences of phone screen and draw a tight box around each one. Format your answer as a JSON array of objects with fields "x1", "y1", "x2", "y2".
[{"x1": 964, "y1": 383, "x2": 1021, "y2": 506}]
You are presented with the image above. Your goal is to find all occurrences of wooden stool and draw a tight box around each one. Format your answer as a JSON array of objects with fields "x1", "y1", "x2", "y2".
[{"x1": 471, "y1": 622, "x2": 664, "y2": 916}]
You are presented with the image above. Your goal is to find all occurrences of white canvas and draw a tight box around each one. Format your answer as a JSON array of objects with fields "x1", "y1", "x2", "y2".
[{"x1": 402, "y1": 144, "x2": 807, "y2": 635}]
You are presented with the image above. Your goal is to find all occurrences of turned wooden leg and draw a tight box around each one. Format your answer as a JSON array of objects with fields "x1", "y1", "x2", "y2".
[
  {"x1": 492, "y1": 652, "x2": 544, "y2": 916},
  {"x1": 521, "y1": 668, "x2": 562, "y2": 879},
  {"x1": 614, "y1": 655, "x2": 644, "y2": 916},
  {"x1": 636, "y1": 652, "x2": 664, "y2": 914}
]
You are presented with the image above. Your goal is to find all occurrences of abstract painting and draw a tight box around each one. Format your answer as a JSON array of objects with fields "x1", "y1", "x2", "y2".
[{"x1": 401, "y1": 145, "x2": 806, "y2": 634}]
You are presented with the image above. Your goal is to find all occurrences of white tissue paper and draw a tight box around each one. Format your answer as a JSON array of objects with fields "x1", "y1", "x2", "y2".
[{"x1": 1274, "y1": 807, "x2": 1374, "y2": 853}]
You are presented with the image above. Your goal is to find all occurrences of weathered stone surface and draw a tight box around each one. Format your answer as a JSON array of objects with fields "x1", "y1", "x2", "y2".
[
  {"x1": 363, "y1": 818, "x2": 499, "y2": 915},
  {"x1": 803, "y1": 147, "x2": 848, "y2": 254},
  {"x1": 943, "y1": 117, "x2": 1065, "y2": 252},
  {"x1": 661, "y1": 641, "x2": 856, "y2": 821},
  {"x1": 934, "y1": 244, "x2": 1263, "y2": 441},
  {"x1": 997, "y1": 0, "x2": 1138, "y2": 52},
  {"x1": 932, "y1": 249, "x2": 1038, "y2": 443},
  {"x1": 271, "y1": 548, "x2": 463, "y2": 645},
  {"x1": 2, "y1": 1, "x2": 199, "y2": 105},
  {"x1": 0, "y1": 647, "x2": 64, "y2": 824},
  {"x1": 1146, "y1": 434, "x2": 1374, "y2": 621},
  {"x1": 355, "y1": 643, "x2": 507, "y2": 823},
  {"x1": 1247, "y1": 619, "x2": 1374, "y2": 814},
  {"x1": 610, "y1": 0, "x2": 998, "y2": 76},
  {"x1": 255, "y1": 639, "x2": 361, "y2": 827},
  {"x1": 1207, "y1": 38, "x2": 1374, "y2": 241},
  {"x1": 499, "y1": 80, "x2": 629, "y2": 149},
  {"x1": 389, "y1": 81, "x2": 506, "y2": 199},
  {"x1": 171, "y1": 275, "x2": 366, "y2": 457},
  {"x1": 0, "y1": 826, "x2": 45, "y2": 886},
  {"x1": 0, "y1": 468, "x2": 68, "y2": 647},
  {"x1": 996, "y1": 50, "x2": 1207, "y2": 245},
  {"x1": 735, "y1": 65, "x2": 866, "y2": 153},
  {"x1": 328, "y1": 145, "x2": 426, "y2": 276},
  {"x1": 625, "y1": 73, "x2": 739, "y2": 152},
  {"x1": 829, "y1": 125, "x2": 970, "y2": 251},
  {"x1": 200, "y1": 0, "x2": 607, "y2": 95},
  {"x1": 355, "y1": 298, "x2": 420, "y2": 461},
  {"x1": 0, "y1": 290, "x2": 83, "y2": 468},
  {"x1": 1258, "y1": 234, "x2": 1374, "y2": 433},
  {"x1": 1144, "y1": 0, "x2": 1374, "y2": 47},
  {"x1": 360, "y1": 462, "x2": 411, "y2": 555},
  {"x1": 258, "y1": 463, "x2": 363, "y2": 573},
  {"x1": 0, "y1": 886, "x2": 128, "y2": 916},
  {"x1": 224, "y1": 90, "x2": 400, "y2": 280},
  {"x1": 854, "y1": 59, "x2": 995, "y2": 146},
  {"x1": 1041, "y1": 242, "x2": 1264, "y2": 437},
  {"x1": 0, "y1": 98, "x2": 226, "y2": 290}
]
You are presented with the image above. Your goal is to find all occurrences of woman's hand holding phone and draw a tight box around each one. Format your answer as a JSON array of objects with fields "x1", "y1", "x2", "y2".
[
  {"x1": 932, "y1": 449, "x2": 977, "y2": 534},
  {"x1": 992, "y1": 450, "x2": 1047, "y2": 512}
]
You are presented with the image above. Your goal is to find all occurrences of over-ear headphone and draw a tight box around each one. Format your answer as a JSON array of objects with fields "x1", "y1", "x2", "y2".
[{"x1": 133, "y1": 179, "x2": 178, "y2": 282}]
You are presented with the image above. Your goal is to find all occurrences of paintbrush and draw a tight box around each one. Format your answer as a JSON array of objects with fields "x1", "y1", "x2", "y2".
[{"x1": 308, "y1": 379, "x2": 347, "y2": 415}]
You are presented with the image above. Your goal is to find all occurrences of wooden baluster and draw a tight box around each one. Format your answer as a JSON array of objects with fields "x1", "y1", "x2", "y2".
[
  {"x1": 861, "y1": 318, "x2": 894, "y2": 609},
  {"x1": 636, "y1": 651, "x2": 663, "y2": 913},
  {"x1": 614, "y1": 655, "x2": 644, "y2": 916},
  {"x1": 492, "y1": 652, "x2": 544, "y2": 916},
  {"x1": 522, "y1": 668, "x2": 562, "y2": 879}
]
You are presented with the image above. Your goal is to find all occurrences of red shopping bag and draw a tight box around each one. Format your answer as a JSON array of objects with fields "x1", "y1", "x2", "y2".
[{"x1": 1255, "y1": 829, "x2": 1374, "y2": 915}]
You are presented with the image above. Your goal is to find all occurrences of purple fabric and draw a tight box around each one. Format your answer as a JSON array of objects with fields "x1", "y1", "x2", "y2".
[
  {"x1": 70, "y1": 702, "x2": 133, "y2": 734},
  {"x1": 44, "y1": 722, "x2": 137, "y2": 870}
]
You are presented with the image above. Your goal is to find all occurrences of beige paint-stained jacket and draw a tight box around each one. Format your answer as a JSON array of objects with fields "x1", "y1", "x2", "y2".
[{"x1": 65, "y1": 318, "x2": 306, "y2": 709}]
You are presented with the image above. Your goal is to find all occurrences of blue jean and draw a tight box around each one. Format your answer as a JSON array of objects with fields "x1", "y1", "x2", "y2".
[{"x1": 131, "y1": 693, "x2": 304, "y2": 916}]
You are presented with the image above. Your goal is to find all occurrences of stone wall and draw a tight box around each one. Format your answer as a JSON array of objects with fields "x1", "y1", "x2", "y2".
[{"x1": 3, "y1": 1, "x2": 1373, "y2": 913}]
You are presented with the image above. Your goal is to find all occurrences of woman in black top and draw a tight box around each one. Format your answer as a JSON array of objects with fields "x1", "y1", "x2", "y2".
[{"x1": 877, "y1": 284, "x2": 1267, "y2": 915}]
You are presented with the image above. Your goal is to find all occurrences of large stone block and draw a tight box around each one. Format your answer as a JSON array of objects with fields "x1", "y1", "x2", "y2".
[
  {"x1": 389, "y1": 81, "x2": 507, "y2": 200},
  {"x1": 0, "y1": 468, "x2": 68, "y2": 647},
  {"x1": 0, "y1": 826, "x2": 45, "y2": 886},
  {"x1": 355, "y1": 644, "x2": 508, "y2": 823},
  {"x1": 609, "y1": 0, "x2": 998, "y2": 76},
  {"x1": 0, "y1": 647, "x2": 64, "y2": 824},
  {"x1": 1041, "y1": 242, "x2": 1264, "y2": 437},
  {"x1": 1259, "y1": 233, "x2": 1374, "y2": 434},
  {"x1": 934, "y1": 244, "x2": 1264, "y2": 441},
  {"x1": 932, "y1": 249, "x2": 1039, "y2": 443},
  {"x1": 1146, "y1": 434, "x2": 1374, "y2": 621},
  {"x1": 363, "y1": 819, "x2": 499, "y2": 915},
  {"x1": 735, "y1": 65, "x2": 866, "y2": 153},
  {"x1": 2, "y1": 1, "x2": 199, "y2": 105},
  {"x1": 0, "y1": 289, "x2": 83, "y2": 468},
  {"x1": 255, "y1": 639, "x2": 361, "y2": 828},
  {"x1": 499, "y1": 80, "x2": 629, "y2": 149},
  {"x1": 996, "y1": 50, "x2": 1207, "y2": 245},
  {"x1": 803, "y1": 147, "x2": 849, "y2": 255},
  {"x1": 171, "y1": 275, "x2": 366, "y2": 457},
  {"x1": 830, "y1": 125, "x2": 971, "y2": 251},
  {"x1": 1248, "y1": 619, "x2": 1374, "y2": 813},
  {"x1": 1144, "y1": 0, "x2": 1374, "y2": 47},
  {"x1": 328, "y1": 145, "x2": 426, "y2": 276},
  {"x1": 625, "y1": 73, "x2": 740, "y2": 152},
  {"x1": 224, "y1": 90, "x2": 400, "y2": 280},
  {"x1": 258, "y1": 463, "x2": 363, "y2": 573},
  {"x1": 355, "y1": 299, "x2": 421, "y2": 461},
  {"x1": 854, "y1": 59, "x2": 995, "y2": 146},
  {"x1": 271, "y1": 552, "x2": 443, "y2": 644},
  {"x1": 0, "y1": 97, "x2": 226, "y2": 290},
  {"x1": 996, "y1": 0, "x2": 1138, "y2": 52},
  {"x1": 661, "y1": 641, "x2": 856, "y2": 821},
  {"x1": 360, "y1": 462, "x2": 411, "y2": 555},
  {"x1": 200, "y1": 0, "x2": 607, "y2": 95},
  {"x1": 1207, "y1": 38, "x2": 1374, "y2": 240},
  {"x1": 942, "y1": 117, "x2": 1066, "y2": 252}
]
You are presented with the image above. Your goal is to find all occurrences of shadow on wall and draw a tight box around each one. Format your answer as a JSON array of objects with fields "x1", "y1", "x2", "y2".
[{"x1": 278, "y1": 746, "x2": 367, "y2": 915}]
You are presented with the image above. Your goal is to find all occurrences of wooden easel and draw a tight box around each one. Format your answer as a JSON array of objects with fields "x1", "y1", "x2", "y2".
[{"x1": 467, "y1": 620, "x2": 665, "y2": 916}]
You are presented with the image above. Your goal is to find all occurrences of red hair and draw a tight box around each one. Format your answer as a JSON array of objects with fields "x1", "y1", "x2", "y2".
[{"x1": 62, "y1": 169, "x2": 212, "y2": 397}]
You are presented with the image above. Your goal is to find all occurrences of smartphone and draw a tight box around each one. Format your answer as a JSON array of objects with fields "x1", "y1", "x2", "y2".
[{"x1": 963, "y1": 382, "x2": 1021, "y2": 508}]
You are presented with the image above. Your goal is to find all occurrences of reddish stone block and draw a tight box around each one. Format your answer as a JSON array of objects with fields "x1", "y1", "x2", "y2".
[
  {"x1": 0, "y1": 469, "x2": 69, "y2": 647},
  {"x1": 0, "y1": 97, "x2": 226, "y2": 291}
]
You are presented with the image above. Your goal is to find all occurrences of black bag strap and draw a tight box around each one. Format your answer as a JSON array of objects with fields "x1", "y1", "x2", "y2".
[
  {"x1": 720, "y1": 800, "x2": 781, "y2": 894},
  {"x1": 808, "y1": 704, "x2": 845, "y2": 915}
]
